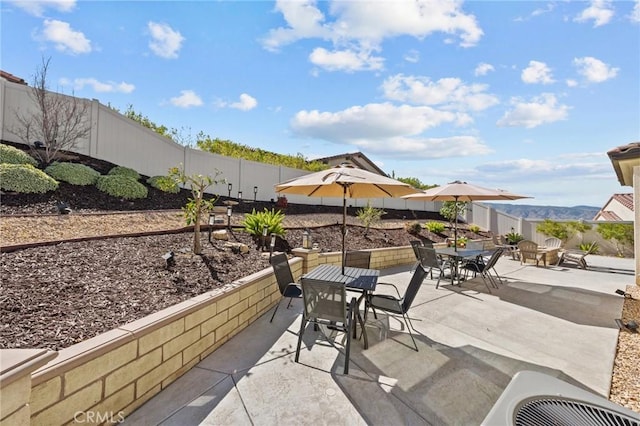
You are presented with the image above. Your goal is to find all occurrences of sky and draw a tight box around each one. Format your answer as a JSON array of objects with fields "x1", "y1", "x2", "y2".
[{"x1": 2, "y1": 0, "x2": 639, "y2": 208}]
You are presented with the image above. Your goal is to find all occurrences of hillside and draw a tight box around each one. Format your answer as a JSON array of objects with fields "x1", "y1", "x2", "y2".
[{"x1": 486, "y1": 203, "x2": 600, "y2": 220}]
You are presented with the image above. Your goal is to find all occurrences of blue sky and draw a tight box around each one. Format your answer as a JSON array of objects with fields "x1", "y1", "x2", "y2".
[{"x1": 2, "y1": 0, "x2": 639, "y2": 207}]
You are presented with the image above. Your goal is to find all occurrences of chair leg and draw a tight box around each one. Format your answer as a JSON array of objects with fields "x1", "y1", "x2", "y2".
[
  {"x1": 295, "y1": 319, "x2": 306, "y2": 363},
  {"x1": 403, "y1": 312, "x2": 418, "y2": 352},
  {"x1": 344, "y1": 308, "x2": 353, "y2": 374},
  {"x1": 269, "y1": 298, "x2": 283, "y2": 323}
]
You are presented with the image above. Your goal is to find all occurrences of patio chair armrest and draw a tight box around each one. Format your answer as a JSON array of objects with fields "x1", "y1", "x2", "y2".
[{"x1": 373, "y1": 281, "x2": 402, "y2": 298}]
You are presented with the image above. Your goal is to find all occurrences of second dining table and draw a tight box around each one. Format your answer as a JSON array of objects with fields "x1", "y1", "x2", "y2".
[
  {"x1": 435, "y1": 247, "x2": 494, "y2": 286},
  {"x1": 301, "y1": 263, "x2": 379, "y2": 349}
]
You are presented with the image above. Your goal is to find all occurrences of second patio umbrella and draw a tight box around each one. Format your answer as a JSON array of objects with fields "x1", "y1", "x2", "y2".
[
  {"x1": 275, "y1": 163, "x2": 418, "y2": 273},
  {"x1": 402, "y1": 181, "x2": 530, "y2": 251}
]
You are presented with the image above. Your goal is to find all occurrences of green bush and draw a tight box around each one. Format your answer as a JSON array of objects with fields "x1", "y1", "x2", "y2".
[
  {"x1": 404, "y1": 221, "x2": 422, "y2": 235},
  {"x1": 108, "y1": 166, "x2": 140, "y2": 181},
  {"x1": 468, "y1": 224, "x2": 481, "y2": 233},
  {"x1": 425, "y1": 221, "x2": 445, "y2": 233},
  {"x1": 242, "y1": 208, "x2": 286, "y2": 238},
  {"x1": 96, "y1": 175, "x2": 148, "y2": 199},
  {"x1": 536, "y1": 219, "x2": 569, "y2": 240},
  {"x1": 147, "y1": 175, "x2": 180, "y2": 193},
  {"x1": 356, "y1": 203, "x2": 385, "y2": 235},
  {"x1": 505, "y1": 231, "x2": 524, "y2": 244},
  {"x1": 0, "y1": 144, "x2": 37, "y2": 166},
  {"x1": 45, "y1": 162, "x2": 100, "y2": 185},
  {"x1": 579, "y1": 241, "x2": 599, "y2": 254},
  {"x1": 0, "y1": 163, "x2": 58, "y2": 193}
]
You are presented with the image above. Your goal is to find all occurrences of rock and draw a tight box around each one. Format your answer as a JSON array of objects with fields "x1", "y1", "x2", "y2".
[{"x1": 212, "y1": 230, "x2": 229, "y2": 241}]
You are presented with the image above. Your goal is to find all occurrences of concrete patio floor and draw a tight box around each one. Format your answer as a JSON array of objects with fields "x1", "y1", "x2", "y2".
[{"x1": 125, "y1": 255, "x2": 635, "y2": 425}]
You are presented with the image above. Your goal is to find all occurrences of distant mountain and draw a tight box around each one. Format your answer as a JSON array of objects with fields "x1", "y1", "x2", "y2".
[{"x1": 485, "y1": 203, "x2": 600, "y2": 221}]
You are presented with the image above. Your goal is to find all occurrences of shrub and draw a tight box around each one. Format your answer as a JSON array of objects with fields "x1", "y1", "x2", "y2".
[
  {"x1": 0, "y1": 144, "x2": 37, "y2": 166},
  {"x1": 597, "y1": 223, "x2": 634, "y2": 257},
  {"x1": 108, "y1": 166, "x2": 140, "y2": 181},
  {"x1": 45, "y1": 162, "x2": 100, "y2": 185},
  {"x1": 536, "y1": 219, "x2": 569, "y2": 241},
  {"x1": 579, "y1": 241, "x2": 599, "y2": 254},
  {"x1": 242, "y1": 208, "x2": 286, "y2": 239},
  {"x1": 147, "y1": 175, "x2": 180, "y2": 193},
  {"x1": 0, "y1": 163, "x2": 58, "y2": 193},
  {"x1": 505, "y1": 231, "x2": 524, "y2": 244},
  {"x1": 96, "y1": 174, "x2": 148, "y2": 199},
  {"x1": 425, "y1": 221, "x2": 445, "y2": 233},
  {"x1": 468, "y1": 224, "x2": 481, "y2": 233},
  {"x1": 356, "y1": 203, "x2": 386, "y2": 235},
  {"x1": 405, "y1": 221, "x2": 422, "y2": 235}
]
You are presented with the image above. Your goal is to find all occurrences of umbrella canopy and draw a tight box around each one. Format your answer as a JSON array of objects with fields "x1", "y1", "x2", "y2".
[
  {"x1": 275, "y1": 163, "x2": 418, "y2": 272},
  {"x1": 402, "y1": 181, "x2": 530, "y2": 250}
]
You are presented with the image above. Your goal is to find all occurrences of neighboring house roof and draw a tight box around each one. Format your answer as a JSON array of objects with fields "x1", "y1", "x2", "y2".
[
  {"x1": 313, "y1": 152, "x2": 387, "y2": 176},
  {"x1": 594, "y1": 210, "x2": 622, "y2": 221},
  {"x1": 0, "y1": 70, "x2": 27, "y2": 85},
  {"x1": 593, "y1": 193, "x2": 634, "y2": 221}
]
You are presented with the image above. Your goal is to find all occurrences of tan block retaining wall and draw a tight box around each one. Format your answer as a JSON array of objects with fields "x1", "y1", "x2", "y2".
[{"x1": 2, "y1": 246, "x2": 413, "y2": 424}]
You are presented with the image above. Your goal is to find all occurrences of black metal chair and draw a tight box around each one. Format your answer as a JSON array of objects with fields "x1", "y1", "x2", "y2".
[
  {"x1": 366, "y1": 266, "x2": 427, "y2": 351},
  {"x1": 269, "y1": 253, "x2": 302, "y2": 323},
  {"x1": 461, "y1": 248, "x2": 504, "y2": 293},
  {"x1": 295, "y1": 279, "x2": 357, "y2": 374},
  {"x1": 410, "y1": 240, "x2": 423, "y2": 272},
  {"x1": 417, "y1": 246, "x2": 448, "y2": 287},
  {"x1": 344, "y1": 250, "x2": 371, "y2": 269}
]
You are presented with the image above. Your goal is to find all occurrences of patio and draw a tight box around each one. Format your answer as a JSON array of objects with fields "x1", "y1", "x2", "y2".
[{"x1": 125, "y1": 254, "x2": 635, "y2": 425}]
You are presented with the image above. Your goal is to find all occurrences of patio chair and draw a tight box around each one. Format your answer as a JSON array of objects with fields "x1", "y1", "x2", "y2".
[
  {"x1": 410, "y1": 240, "x2": 423, "y2": 272},
  {"x1": 417, "y1": 246, "x2": 448, "y2": 287},
  {"x1": 461, "y1": 248, "x2": 504, "y2": 293},
  {"x1": 269, "y1": 253, "x2": 302, "y2": 323},
  {"x1": 366, "y1": 266, "x2": 428, "y2": 351},
  {"x1": 465, "y1": 240, "x2": 485, "y2": 250},
  {"x1": 544, "y1": 237, "x2": 562, "y2": 250},
  {"x1": 517, "y1": 240, "x2": 544, "y2": 267},
  {"x1": 557, "y1": 241, "x2": 597, "y2": 269},
  {"x1": 295, "y1": 279, "x2": 357, "y2": 374},
  {"x1": 344, "y1": 250, "x2": 371, "y2": 269}
]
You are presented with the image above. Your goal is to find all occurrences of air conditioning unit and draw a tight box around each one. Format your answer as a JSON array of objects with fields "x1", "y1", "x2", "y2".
[{"x1": 482, "y1": 371, "x2": 640, "y2": 426}]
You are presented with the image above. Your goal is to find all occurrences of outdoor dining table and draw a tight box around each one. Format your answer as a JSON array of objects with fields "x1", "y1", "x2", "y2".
[
  {"x1": 435, "y1": 247, "x2": 495, "y2": 285},
  {"x1": 301, "y1": 264, "x2": 379, "y2": 349}
]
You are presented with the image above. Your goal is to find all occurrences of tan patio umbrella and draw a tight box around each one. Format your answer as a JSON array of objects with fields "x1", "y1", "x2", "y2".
[
  {"x1": 402, "y1": 181, "x2": 530, "y2": 251},
  {"x1": 275, "y1": 163, "x2": 418, "y2": 273}
]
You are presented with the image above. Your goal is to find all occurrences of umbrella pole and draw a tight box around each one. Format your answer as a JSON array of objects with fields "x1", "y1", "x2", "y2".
[
  {"x1": 454, "y1": 197, "x2": 458, "y2": 252},
  {"x1": 342, "y1": 185, "x2": 347, "y2": 274}
]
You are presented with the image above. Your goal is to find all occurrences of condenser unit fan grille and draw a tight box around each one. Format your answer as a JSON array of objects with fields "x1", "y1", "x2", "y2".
[{"x1": 514, "y1": 397, "x2": 640, "y2": 426}]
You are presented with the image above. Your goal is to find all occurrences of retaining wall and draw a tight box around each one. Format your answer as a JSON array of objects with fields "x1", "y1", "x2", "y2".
[{"x1": 2, "y1": 246, "x2": 414, "y2": 424}]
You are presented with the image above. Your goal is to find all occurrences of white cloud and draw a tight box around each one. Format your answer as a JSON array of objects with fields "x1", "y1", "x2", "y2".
[
  {"x1": 497, "y1": 93, "x2": 570, "y2": 128},
  {"x1": 381, "y1": 74, "x2": 499, "y2": 112},
  {"x1": 474, "y1": 63, "x2": 494, "y2": 76},
  {"x1": 631, "y1": 0, "x2": 640, "y2": 23},
  {"x1": 574, "y1": 0, "x2": 614, "y2": 27},
  {"x1": 261, "y1": 0, "x2": 483, "y2": 72},
  {"x1": 573, "y1": 56, "x2": 618, "y2": 83},
  {"x1": 566, "y1": 79, "x2": 578, "y2": 87},
  {"x1": 230, "y1": 93, "x2": 258, "y2": 111},
  {"x1": 147, "y1": 22, "x2": 184, "y2": 59},
  {"x1": 521, "y1": 60, "x2": 555, "y2": 84},
  {"x1": 169, "y1": 90, "x2": 203, "y2": 108},
  {"x1": 403, "y1": 49, "x2": 420, "y2": 63},
  {"x1": 60, "y1": 77, "x2": 135, "y2": 93},
  {"x1": 514, "y1": 3, "x2": 555, "y2": 21},
  {"x1": 8, "y1": 0, "x2": 75, "y2": 17},
  {"x1": 289, "y1": 102, "x2": 491, "y2": 158},
  {"x1": 476, "y1": 158, "x2": 611, "y2": 181},
  {"x1": 309, "y1": 47, "x2": 384, "y2": 72},
  {"x1": 40, "y1": 19, "x2": 91, "y2": 54}
]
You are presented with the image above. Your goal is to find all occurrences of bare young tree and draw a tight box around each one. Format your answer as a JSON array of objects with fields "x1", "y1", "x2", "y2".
[{"x1": 11, "y1": 57, "x2": 91, "y2": 165}]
